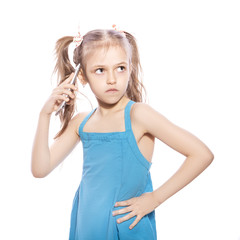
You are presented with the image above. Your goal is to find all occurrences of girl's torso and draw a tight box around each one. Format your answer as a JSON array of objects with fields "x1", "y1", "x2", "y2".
[
  {"x1": 69, "y1": 99, "x2": 157, "y2": 240},
  {"x1": 74, "y1": 99, "x2": 155, "y2": 164}
]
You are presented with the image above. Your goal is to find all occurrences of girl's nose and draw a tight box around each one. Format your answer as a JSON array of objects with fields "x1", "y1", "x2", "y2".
[{"x1": 107, "y1": 71, "x2": 116, "y2": 84}]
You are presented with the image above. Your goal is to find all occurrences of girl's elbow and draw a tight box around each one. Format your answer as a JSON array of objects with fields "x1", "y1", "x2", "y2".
[
  {"x1": 202, "y1": 151, "x2": 214, "y2": 166},
  {"x1": 208, "y1": 152, "x2": 214, "y2": 164},
  {"x1": 32, "y1": 171, "x2": 46, "y2": 178},
  {"x1": 31, "y1": 166, "x2": 48, "y2": 178},
  {"x1": 191, "y1": 150, "x2": 214, "y2": 166}
]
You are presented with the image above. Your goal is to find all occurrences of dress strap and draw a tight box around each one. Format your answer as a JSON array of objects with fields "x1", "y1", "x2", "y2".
[
  {"x1": 124, "y1": 100, "x2": 135, "y2": 131},
  {"x1": 79, "y1": 100, "x2": 135, "y2": 133},
  {"x1": 79, "y1": 107, "x2": 97, "y2": 133}
]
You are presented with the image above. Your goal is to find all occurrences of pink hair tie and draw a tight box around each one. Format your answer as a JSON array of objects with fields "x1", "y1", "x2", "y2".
[
  {"x1": 73, "y1": 31, "x2": 83, "y2": 48},
  {"x1": 112, "y1": 24, "x2": 125, "y2": 36}
]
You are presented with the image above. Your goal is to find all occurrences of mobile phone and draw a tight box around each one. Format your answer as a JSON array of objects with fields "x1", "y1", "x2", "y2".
[{"x1": 55, "y1": 63, "x2": 81, "y2": 116}]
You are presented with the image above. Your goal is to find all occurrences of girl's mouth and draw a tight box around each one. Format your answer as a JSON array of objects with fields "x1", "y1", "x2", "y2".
[{"x1": 106, "y1": 88, "x2": 118, "y2": 92}]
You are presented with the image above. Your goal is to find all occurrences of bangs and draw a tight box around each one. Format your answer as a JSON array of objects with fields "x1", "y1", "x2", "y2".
[{"x1": 85, "y1": 39, "x2": 127, "y2": 58}]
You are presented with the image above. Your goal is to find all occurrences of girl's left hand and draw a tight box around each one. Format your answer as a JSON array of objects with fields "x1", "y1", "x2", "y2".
[{"x1": 112, "y1": 192, "x2": 160, "y2": 230}]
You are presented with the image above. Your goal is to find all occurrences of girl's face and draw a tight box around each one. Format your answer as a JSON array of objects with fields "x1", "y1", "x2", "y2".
[{"x1": 84, "y1": 45, "x2": 131, "y2": 105}]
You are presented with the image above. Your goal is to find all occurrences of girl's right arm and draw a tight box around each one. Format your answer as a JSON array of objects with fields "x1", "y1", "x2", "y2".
[{"x1": 31, "y1": 73, "x2": 83, "y2": 178}]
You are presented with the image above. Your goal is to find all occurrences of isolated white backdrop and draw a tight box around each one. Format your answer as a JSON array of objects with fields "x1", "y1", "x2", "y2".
[{"x1": 0, "y1": 0, "x2": 239, "y2": 239}]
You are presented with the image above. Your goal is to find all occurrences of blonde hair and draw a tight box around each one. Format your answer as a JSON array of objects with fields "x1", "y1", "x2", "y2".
[{"x1": 53, "y1": 29, "x2": 147, "y2": 138}]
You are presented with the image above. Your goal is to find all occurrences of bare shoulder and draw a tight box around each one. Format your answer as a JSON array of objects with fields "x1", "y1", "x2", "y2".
[
  {"x1": 131, "y1": 102, "x2": 179, "y2": 140},
  {"x1": 131, "y1": 102, "x2": 157, "y2": 116},
  {"x1": 130, "y1": 102, "x2": 166, "y2": 134},
  {"x1": 69, "y1": 111, "x2": 91, "y2": 136}
]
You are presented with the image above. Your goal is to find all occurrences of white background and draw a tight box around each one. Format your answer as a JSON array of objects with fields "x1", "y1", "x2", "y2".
[{"x1": 0, "y1": 0, "x2": 239, "y2": 239}]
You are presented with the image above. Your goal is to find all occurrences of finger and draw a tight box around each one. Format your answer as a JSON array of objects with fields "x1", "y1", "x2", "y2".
[
  {"x1": 59, "y1": 73, "x2": 75, "y2": 86},
  {"x1": 116, "y1": 211, "x2": 135, "y2": 224},
  {"x1": 55, "y1": 85, "x2": 77, "y2": 97},
  {"x1": 115, "y1": 201, "x2": 128, "y2": 207},
  {"x1": 115, "y1": 198, "x2": 135, "y2": 207},
  {"x1": 59, "y1": 83, "x2": 78, "y2": 90},
  {"x1": 53, "y1": 99, "x2": 69, "y2": 111},
  {"x1": 112, "y1": 206, "x2": 132, "y2": 216},
  {"x1": 129, "y1": 215, "x2": 142, "y2": 230},
  {"x1": 53, "y1": 88, "x2": 76, "y2": 99},
  {"x1": 53, "y1": 94, "x2": 70, "y2": 103}
]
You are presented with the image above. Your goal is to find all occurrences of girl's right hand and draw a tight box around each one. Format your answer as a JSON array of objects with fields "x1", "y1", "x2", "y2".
[{"x1": 41, "y1": 73, "x2": 78, "y2": 116}]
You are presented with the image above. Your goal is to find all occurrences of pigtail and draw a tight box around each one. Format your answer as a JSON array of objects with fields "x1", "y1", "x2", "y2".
[
  {"x1": 124, "y1": 32, "x2": 147, "y2": 103},
  {"x1": 53, "y1": 36, "x2": 76, "y2": 139}
]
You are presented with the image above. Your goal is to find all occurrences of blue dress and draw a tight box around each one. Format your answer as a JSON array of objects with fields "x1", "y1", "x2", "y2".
[{"x1": 69, "y1": 100, "x2": 157, "y2": 240}]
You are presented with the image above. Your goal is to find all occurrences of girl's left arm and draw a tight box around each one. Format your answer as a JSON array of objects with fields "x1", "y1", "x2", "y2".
[
  {"x1": 113, "y1": 103, "x2": 214, "y2": 230},
  {"x1": 134, "y1": 103, "x2": 214, "y2": 205}
]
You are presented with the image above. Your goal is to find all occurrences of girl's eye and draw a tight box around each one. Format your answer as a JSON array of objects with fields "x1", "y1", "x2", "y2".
[
  {"x1": 117, "y1": 66, "x2": 125, "y2": 72},
  {"x1": 95, "y1": 68, "x2": 104, "y2": 74}
]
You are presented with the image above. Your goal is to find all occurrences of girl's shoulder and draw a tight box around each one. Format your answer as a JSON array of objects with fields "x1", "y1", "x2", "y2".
[
  {"x1": 130, "y1": 102, "x2": 157, "y2": 132},
  {"x1": 70, "y1": 111, "x2": 91, "y2": 136},
  {"x1": 131, "y1": 102, "x2": 155, "y2": 121},
  {"x1": 131, "y1": 102, "x2": 171, "y2": 137}
]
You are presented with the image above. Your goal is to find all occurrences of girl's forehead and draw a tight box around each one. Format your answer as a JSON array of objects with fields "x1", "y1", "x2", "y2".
[{"x1": 86, "y1": 45, "x2": 129, "y2": 66}]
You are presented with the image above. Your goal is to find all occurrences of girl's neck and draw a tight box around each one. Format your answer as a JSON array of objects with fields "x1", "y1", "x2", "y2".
[{"x1": 95, "y1": 96, "x2": 130, "y2": 117}]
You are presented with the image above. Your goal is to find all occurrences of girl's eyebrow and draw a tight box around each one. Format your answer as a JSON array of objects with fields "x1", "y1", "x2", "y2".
[
  {"x1": 92, "y1": 61, "x2": 128, "y2": 68},
  {"x1": 114, "y1": 61, "x2": 128, "y2": 66}
]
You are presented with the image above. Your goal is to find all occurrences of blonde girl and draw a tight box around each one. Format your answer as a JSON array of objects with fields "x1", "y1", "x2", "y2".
[{"x1": 31, "y1": 27, "x2": 214, "y2": 240}]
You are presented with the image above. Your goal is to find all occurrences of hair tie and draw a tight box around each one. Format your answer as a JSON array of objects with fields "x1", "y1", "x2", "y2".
[
  {"x1": 73, "y1": 25, "x2": 125, "y2": 48},
  {"x1": 73, "y1": 31, "x2": 83, "y2": 48},
  {"x1": 112, "y1": 24, "x2": 125, "y2": 36}
]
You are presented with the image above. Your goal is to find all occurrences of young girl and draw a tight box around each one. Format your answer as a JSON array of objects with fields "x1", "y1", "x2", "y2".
[{"x1": 31, "y1": 27, "x2": 214, "y2": 240}]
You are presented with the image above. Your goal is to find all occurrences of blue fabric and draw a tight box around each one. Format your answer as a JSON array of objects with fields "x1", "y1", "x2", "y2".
[{"x1": 69, "y1": 100, "x2": 157, "y2": 240}]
